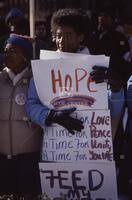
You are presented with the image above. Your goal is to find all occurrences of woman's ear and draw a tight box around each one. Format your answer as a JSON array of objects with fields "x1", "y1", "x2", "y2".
[
  {"x1": 52, "y1": 34, "x2": 56, "y2": 42},
  {"x1": 22, "y1": 54, "x2": 29, "y2": 65}
]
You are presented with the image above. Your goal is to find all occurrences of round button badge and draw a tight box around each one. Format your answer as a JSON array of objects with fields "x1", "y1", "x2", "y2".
[{"x1": 15, "y1": 93, "x2": 26, "y2": 105}]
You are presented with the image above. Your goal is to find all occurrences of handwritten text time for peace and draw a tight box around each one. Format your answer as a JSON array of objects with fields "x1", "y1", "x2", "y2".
[{"x1": 42, "y1": 111, "x2": 113, "y2": 162}]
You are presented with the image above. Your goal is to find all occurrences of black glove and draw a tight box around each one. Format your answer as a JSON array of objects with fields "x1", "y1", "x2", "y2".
[
  {"x1": 90, "y1": 66, "x2": 108, "y2": 83},
  {"x1": 45, "y1": 107, "x2": 84, "y2": 134}
]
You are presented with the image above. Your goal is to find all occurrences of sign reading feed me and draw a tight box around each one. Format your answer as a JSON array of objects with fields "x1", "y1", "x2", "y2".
[{"x1": 39, "y1": 162, "x2": 118, "y2": 200}]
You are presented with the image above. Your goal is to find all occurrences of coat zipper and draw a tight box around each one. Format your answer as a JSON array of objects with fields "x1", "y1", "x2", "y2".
[{"x1": 8, "y1": 85, "x2": 16, "y2": 158}]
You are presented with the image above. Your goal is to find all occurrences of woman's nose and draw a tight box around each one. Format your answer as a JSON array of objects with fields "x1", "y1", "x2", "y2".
[
  {"x1": 59, "y1": 36, "x2": 65, "y2": 42},
  {"x1": 59, "y1": 36, "x2": 68, "y2": 46}
]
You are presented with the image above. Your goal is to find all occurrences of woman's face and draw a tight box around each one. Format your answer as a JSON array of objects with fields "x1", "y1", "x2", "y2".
[
  {"x1": 4, "y1": 44, "x2": 26, "y2": 74},
  {"x1": 54, "y1": 26, "x2": 84, "y2": 53}
]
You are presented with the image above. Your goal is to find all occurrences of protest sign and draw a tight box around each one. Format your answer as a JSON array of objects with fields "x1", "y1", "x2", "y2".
[
  {"x1": 40, "y1": 49, "x2": 90, "y2": 59},
  {"x1": 42, "y1": 110, "x2": 113, "y2": 162},
  {"x1": 32, "y1": 55, "x2": 108, "y2": 110},
  {"x1": 40, "y1": 50, "x2": 109, "y2": 68},
  {"x1": 39, "y1": 162, "x2": 118, "y2": 200},
  {"x1": 32, "y1": 53, "x2": 117, "y2": 199}
]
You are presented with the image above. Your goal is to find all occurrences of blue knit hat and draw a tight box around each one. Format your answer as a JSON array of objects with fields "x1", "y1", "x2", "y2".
[
  {"x1": 5, "y1": 8, "x2": 24, "y2": 24},
  {"x1": 6, "y1": 34, "x2": 33, "y2": 60}
]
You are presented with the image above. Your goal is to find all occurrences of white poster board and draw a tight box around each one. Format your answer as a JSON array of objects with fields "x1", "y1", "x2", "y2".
[
  {"x1": 32, "y1": 56, "x2": 108, "y2": 110},
  {"x1": 32, "y1": 53, "x2": 117, "y2": 198},
  {"x1": 40, "y1": 50, "x2": 109, "y2": 67},
  {"x1": 39, "y1": 162, "x2": 118, "y2": 200},
  {"x1": 40, "y1": 49, "x2": 90, "y2": 59},
  {"x1": 42, "y1": 110, "x2": 113, "y2": 162}
]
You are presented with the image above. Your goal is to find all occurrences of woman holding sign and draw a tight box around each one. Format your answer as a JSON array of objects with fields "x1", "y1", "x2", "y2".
[
  {"x1": 26, "y1": 8, "x2": 131, "y2": 199},
  {"x1": 25, "y1": 9, "x2": 87, "y2": 135},
  {"x1": 26, "y1": 8, "x2": 124, "y2": 142}
]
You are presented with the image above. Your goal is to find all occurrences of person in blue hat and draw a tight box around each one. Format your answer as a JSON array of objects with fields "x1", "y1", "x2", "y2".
[
  {"x1": 0, "y1": 8, "x2": 29, "y2": 55},
  {"x1": 5, "y1": 8, "x2": 24, "y2": 32},
  {"x1": 0, "y1": 34, "x2": 42, "y2": 197}
]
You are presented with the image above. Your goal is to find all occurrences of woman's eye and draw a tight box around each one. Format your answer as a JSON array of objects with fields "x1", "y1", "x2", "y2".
[
  {"x1": 4, "y1": 48, "x2": 16, "y2": 53},
  {"x1": 56, "y1": 34, "x2": 61, "y2": 39},
  {"x1": 10, "y1": 48, "x2": 16, "y2": 53}
]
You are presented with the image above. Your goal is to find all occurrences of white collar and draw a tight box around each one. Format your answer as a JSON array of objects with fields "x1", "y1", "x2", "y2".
[
  {"x1": 57, "y1": 46, "x2": 90, "y2": 55},
  {"x1": 76, "y1": 46, "x2": 90, "y2": 54},
  {"x1": 5, "y1": 67, "x2": 28, "y2": 86}
]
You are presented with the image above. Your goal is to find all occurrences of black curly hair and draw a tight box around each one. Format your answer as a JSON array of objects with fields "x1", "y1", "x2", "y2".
[{"x1": 51, "y1": 8, "x2": 88, "y2": 37}]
